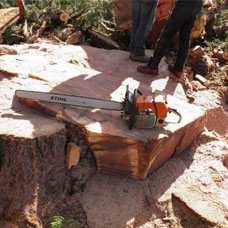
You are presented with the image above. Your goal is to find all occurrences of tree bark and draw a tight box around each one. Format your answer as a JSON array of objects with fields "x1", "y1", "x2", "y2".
[{"x1": 0, "y1": 126, "x2": 66, "y2": 224}]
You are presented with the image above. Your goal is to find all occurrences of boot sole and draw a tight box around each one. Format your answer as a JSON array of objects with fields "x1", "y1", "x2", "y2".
[{"x1": 137, "y1": 66, "x2": 158, "y2": 75}]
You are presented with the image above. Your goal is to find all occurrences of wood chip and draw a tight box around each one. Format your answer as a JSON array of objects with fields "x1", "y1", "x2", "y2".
[
  {"x1": 66, "y1": 143, "x2": 80, "y2": 169},
  {"x1": 222, "y1": 51, "x2": 228, "y2": 61},
  {"x1": 189, "y1": 45, "x2": 204, "y2": 59},
  {"x1": 28, "y1": 73, "x2": 49, "y2": 82},
  {"x1": 194, "y1": 74, "x2": 207, "y2": 85}
]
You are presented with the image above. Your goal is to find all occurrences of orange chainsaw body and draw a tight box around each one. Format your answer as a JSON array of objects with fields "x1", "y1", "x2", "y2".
[{"x1": 136, "y1": 95, "x2": 168, "y2": 119}]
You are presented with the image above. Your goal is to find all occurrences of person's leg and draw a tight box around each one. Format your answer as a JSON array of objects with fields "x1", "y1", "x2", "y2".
[
  {"x1": 129, "y1": 0, "x2": 141, "y2": 55},
  {"x1": 173, "y1": 17, "x2": 195, "y2": 72},
  {"x1": 132, "y1": 0, "x2": 158, "y2": 57},
  {"x1": 149, "y1": 5, "x2": 187, "y2": 69},
  {"x1": 137, "y1": 5, "x2": 186, "y2": 74},
  {"x1": 173, "y1": 4, "x2": 202, "y2": 72}
]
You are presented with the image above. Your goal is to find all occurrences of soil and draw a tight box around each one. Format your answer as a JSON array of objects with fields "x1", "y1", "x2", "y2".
[{"x1": 80, "y1": 90, "x2": 228, "y2": 228}]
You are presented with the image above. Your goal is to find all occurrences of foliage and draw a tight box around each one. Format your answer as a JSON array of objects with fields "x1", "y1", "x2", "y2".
[
  {"x1": 203, "y1": 9, "x2": 228, "y2": 88},
  {"x1": 2, "y1": 24, "x2": 24, "y2": 45},
  {"x1": 204, "y1": 9, "x2": 228, "y2": 52},
  {"x1": 0, "y1": 0, "x2": 16, "y2": 9},
  {"x1": 1, "y1": 0, "x2": 115, "y2": 44},
  {"x1": 50, "y1": 216, "x2": 80, "y2": 228}
]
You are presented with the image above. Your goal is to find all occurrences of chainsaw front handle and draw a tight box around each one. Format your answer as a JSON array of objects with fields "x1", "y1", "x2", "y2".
[{"x1": 168, "y1": 108, "x2": 182, "y2": 124}]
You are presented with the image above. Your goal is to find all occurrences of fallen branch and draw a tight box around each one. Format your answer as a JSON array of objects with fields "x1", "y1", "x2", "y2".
[
  {"x1": 48, "y1": 33, "x2": 66, "y2": 44},
  {"x1": 101, "y1": 19, "x2": 116, "y2": 28},
  {"x1": 27, "y1": 20, "x2": 48, "y2": 43},
  {"x1": 22, "y1": 19, "x2": 28, "y2": 38},
  {"x1": 15, "y1": 0, "x2": 26, "y2": 21},
  {"x1": 98, "y1": 21, "x2": 115, "y2": 33},
  {"x1": 70, "y1": 8, "x2": 87, "y2": 20}
]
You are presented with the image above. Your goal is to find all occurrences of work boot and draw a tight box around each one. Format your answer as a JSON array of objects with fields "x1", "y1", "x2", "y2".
[
  {"x1": 168, "y1": 64, "x2": 182, "y2": 78},
  {"x1": 130, "y1": 54, "x2": 150, "y2": 63},
  {"x1": 137, "y1": 64, "x2": 158, "y2": 75}
]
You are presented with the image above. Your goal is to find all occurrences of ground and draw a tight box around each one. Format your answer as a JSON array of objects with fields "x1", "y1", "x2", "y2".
[
  {"x1": 0, "y1": 41, "x2": 227, "y2": 228},
  {"x1": 81, "y1": 90, "x2": 228, "y2": 228}
]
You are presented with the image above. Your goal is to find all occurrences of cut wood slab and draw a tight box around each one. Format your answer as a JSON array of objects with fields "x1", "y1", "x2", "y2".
[
  {"x1": 0, "y1": 8, "x2": 19, "y2": 31},
  {"x1": 0, "y1": 43, "x2": 206, "y2": 180},
  {"x1": 88, "y1": 30, "x2": 120, "y2": 49}
]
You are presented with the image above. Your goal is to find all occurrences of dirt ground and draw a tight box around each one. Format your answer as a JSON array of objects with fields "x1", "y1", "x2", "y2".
[{"x1": 80, "y1": 90, "x2": 228, "y2": 228}]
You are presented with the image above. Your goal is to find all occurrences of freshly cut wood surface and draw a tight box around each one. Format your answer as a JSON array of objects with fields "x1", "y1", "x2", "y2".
[{"x1": 0, "y1": 43, "x2": 206, "y2": 179}]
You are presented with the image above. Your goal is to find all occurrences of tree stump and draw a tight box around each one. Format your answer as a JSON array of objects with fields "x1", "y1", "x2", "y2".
[
  {"x1": 0, "y1": 42, "x2": 207, "y2": 225},
  {"x1": 0, "y1": 43, "x2": 206, "y2": 180},
  {"x1": 0, "y1": 103, "x2": 66, "y2": 224}
]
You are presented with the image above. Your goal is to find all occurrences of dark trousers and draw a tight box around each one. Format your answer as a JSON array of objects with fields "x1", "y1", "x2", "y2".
[
  {"x1": 129, "y1": 0, "x2": 158, "y2": 56},
  {"x1": 149, "y1": 0, "x2": 203, "y2": 72}
]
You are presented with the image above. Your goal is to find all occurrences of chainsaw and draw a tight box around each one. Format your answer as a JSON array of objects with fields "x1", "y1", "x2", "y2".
[{"x1": 15, "y1": 85, "x2": 182, "y2": 129}]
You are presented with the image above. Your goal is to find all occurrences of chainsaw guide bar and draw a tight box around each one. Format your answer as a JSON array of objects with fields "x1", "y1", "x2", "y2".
[
  {"x1": 15, "y1": 86, "x2": 182, "y2": 129},
  {"x1": 15, "y1": 90, "x2": 123, "y2": 111}
]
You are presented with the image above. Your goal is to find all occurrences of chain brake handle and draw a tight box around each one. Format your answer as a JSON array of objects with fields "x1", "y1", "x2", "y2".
[{"x1": 124, "y1": 86, "x2": 142, "y2": 129}]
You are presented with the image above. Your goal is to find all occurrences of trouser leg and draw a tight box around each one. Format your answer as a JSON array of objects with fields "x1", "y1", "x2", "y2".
[
  {"x1": 129, "y1": 0, "x2": 141, "y2": 54},
  {"x1": 149, "y1": 6, "x2": 184, "y2": 68},
  {"x1": 132, "y1": 0, "x2": 158, "y2": 56},
  {"x1": 174, "y1": 17, "x2": 198, "y2": 71}
]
